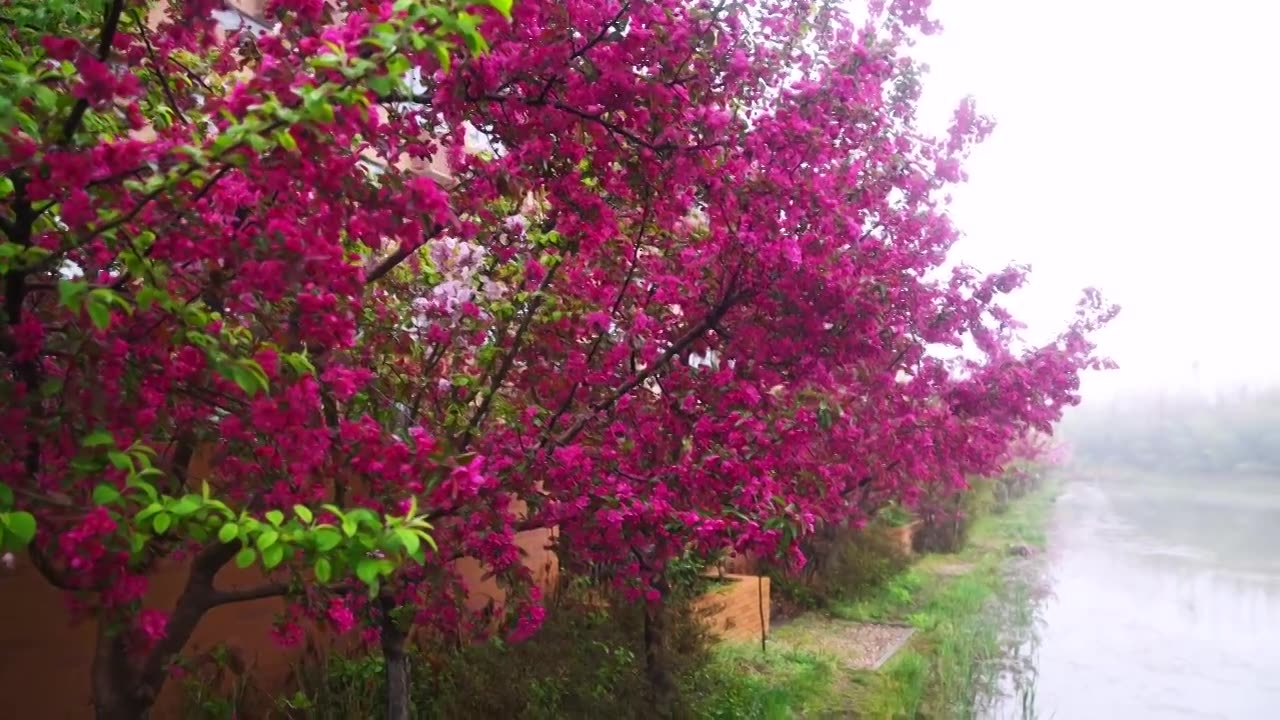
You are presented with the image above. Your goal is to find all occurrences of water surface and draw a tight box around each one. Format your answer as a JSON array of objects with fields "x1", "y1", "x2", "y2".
[{"x1": 986, "y1": 472, "x2": 1280, "y2": 719}]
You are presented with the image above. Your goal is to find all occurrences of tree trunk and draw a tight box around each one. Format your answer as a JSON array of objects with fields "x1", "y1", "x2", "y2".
[
  {"x1": 379, "y1": 595, "x2": 412, "y2": 720},
  {"x1": 91, "y1": 621, "x2": 148, "y2": 720},
  {"x1": 642, "y1": 581, "x2": 679, "y2": 719},
  {"x1": 90, "y1": 542, "x2": 239, "y2": 720}
]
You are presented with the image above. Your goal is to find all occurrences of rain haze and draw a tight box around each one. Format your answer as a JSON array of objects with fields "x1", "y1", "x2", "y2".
[
  {"x1": 906, "y1": 3, "x2": 1280, "y2": 718},
  {"x1": 913, "y1": 0, "x2": 1280, "y2": 398}
]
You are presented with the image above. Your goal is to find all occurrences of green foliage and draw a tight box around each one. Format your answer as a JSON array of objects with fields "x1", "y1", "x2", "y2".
[
  {"x1": 177, "y1": 645, "x2": 263, "y2": 720},
  {"x1": 0, "y1": 481, "x2": 36, "y2": 552},
  {"x1": 80, "y1": 434, "x2": 436, "y2": 597},
  {"x1": 667, "y1": 547, "x2": 727, "y2": 598},
  {"x1": 876, "y1": 502, "x2": 915, "y2": 528},
  {"x1": 913, "y1": 479, "x2": 997, "y2": 555},
  {"x1": 830, "y1": 569, "x2": 926, "y2": 624},
  {"x1": 272, "y1": 583, "x2": 715, "y2": 719},
  {"x1": 768, "y1": 523, "x2": 911, "y2": 614}
]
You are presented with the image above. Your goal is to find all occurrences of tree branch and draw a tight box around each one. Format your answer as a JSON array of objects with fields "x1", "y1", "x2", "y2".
[
  {"x1": 551, "y1": 292, "x2": 738, "y2": 448},
  {"x1": 27, "y1": 543, "x2": 89, "y2": 591},
  {"x1": 208, "y1": 581, "x2": 289, "y2": 607},
  {"x1": 458, "y1": 259, "x2": 561, "y2": 450},
  {"x1": 544, "y1": 201, "x2": 652, "y2": 439},
  {"x1": 133, "y1": 8, "x2": 188, "y2": 125},
  {"x1": 364, "y1": 222, "x2": 445, "y2": 285},
  {"x1": 61, "y1": 0, "x2": 125, "y2": 144}
]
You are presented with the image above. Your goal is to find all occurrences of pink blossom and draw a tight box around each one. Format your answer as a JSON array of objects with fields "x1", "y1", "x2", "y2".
[
  {"x1": 327, "y1": 598, "x2": 357, "y2": 634},
  {"x1": 40, "y1": 36, "x2": 80, "y2": 61},
  {"x1": 137, "y1": 609, "x2": 169, "y2": 652}
]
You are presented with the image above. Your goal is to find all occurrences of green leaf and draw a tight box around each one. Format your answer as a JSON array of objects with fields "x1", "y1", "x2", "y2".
[
  {"x1": 107, "y1": 451, "x2": 133, "y2": 471},
  {"x1": 217, "y1": 523, "x2": 239, "y2": 544},
  {"x1": 347, "y1": 508, "x2": 378, "y2": 527},
  {"x1": 356, "y1": 557, "x2": 380, "y2": 586},
  {"x1": 275, "y1": 130, "x2": 298, "y2": 153},
  {"x1": 134, "y1": 503, "x2": 163, "y2": 523},
  {"x1": 37, "y1": 378, "x2": 62, "y2": 397},
  {"x1": 313, "y1": 527, "x2": 342, "y2": 551},
  {"x1": 137, "y1": 285, "x2": 165, "y2": 311},
  {"x1": 256, "y1": 529, "x2": 279, "y2": 550},
  {"x1": 169, "y1": 496, "x2": 201, "y2": 517},
  {"x1": 482, "y1": 0, "x2": 513, "y2": 18},
  {"x1": 314, "y1": 557, "x2": 332, "y2": 583},
  {"x1": 367, "y1": 74, "x2": 395, "y2": 97},
  {"x1": 283, "y1": 352, "x2": 316, "y2": 377},
  {"x1": 385, "y1": 53, "x2": 411, "y2": 78},
  {"x1": 341, "y1": 518, "x2": 358, "y2": 537},
  {"x1": 307, "y1": 100, "x2": 336, "y2": 125},
  {"x1": 393, "y1": 527, "x2": 421, "y2": 556},
  {"x1": 152, "y1": 512, "x2": 172, "y2": 535},
  {"x1": 294, "y1": 505, "x2": 313, "y2": 524},
  {"x1": 126, "y1": 476, "x2": 159, "y2": 502},
  {"x1": 230, "y1": 364, "x2": 261, "y2": 396},
  {"x1": 58, "y1": 280, "x2": 88, "y2": 309},
  {"x1": 261, "y1": 543, "x2": 286, "y2": 569},
  {"x1": 82, "y1": 429, "x2": 115, "y2": 448},
  {"x1": 86, "y1": 294, "x2": 112, "y2": 330},
  {"x1": 32, "y1": 83, "x2": 58, "y2": 112},
  {"x1": 432, "y1": 43, "x2": 451, "y2": 73},
  {"x1": 0, "y1": 484, "x2": 13, "y2": 508},
  {"x1": 265, "y1": 510, "x2": 284, "y2": 526},
  {"x1": 235, "y1": 546, "x2": 256, "y2": 568},
  {"x1": 4, "y1": 512, "x2": 37, "y2": 545},
  {"x1": 92, "y1": 484, "x2": 120, "y2": 505}
]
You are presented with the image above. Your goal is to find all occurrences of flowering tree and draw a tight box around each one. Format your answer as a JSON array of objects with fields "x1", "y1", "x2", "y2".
[
  {"x1": 0, "y1": 0, "x2": 1114, "y2": 717},
  {"x1": 1, "y1": 0, "x2": 515, "y2": 717}
]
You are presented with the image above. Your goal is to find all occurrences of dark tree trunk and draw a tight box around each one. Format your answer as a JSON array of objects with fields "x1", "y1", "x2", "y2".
[
  {"x1": 379, "y1": 595, "x2": 412, "y2": 720},
  {"x1": 89, "y1": 542, "x2": 239, "y2": 720},
  {"x1": 642, "y1": 580, "x2": 679, "y2": 719},
  {"x1": 91, "y1": 622, "x2": 147, "y2": 720}
]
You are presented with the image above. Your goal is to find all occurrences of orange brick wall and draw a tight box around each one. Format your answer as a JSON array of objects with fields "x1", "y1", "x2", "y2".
[{"x1": 693, "y1": 574, "x2": 770, "y2": 643}]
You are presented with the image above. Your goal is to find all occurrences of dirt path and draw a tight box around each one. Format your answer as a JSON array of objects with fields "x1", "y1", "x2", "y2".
[{"x1": 772, "y1": 614, "x2": 915, "y2": 671}]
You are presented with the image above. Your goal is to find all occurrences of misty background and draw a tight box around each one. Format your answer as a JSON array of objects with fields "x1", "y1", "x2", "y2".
[
  {"x1": 905, "y1": 3, "x2": 1280, "y2": 716},
  {"x1": 911, "y1": 0, "x2": 1279, "y2": 401}
]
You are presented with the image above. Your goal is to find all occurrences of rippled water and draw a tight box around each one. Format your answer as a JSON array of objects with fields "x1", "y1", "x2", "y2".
[{"x1": 985, "y1": 473, "x2": 1280, "y2": 719}]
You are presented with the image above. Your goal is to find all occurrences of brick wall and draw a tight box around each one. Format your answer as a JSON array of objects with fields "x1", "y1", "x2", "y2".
[{"x1": 692, "y1": 574, "x2": 770, "y2": 643}]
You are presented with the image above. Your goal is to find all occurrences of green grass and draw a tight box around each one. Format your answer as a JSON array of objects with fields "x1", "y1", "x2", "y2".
[
  {"x1": 713, "y1": 484, "x2": 1057, "y2": 718},
  {"x1": 968, "y1": 486, "x2": 1055, "y2": 551},
  {"x1": 688, "y1": 645, "x2": 843, "y2": 719},
  {"x1": 829, "y1": 569, "x2": 927, "y2": 624}
]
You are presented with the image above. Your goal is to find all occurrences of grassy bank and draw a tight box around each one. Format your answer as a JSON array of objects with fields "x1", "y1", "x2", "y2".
[{"x1": 701, "y1": 486, "x2": 1057, "y2": 718}]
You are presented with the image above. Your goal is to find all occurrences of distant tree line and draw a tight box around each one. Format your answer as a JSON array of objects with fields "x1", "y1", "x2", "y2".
[{"x1": 1062, "y1": 388, "x2": 1280, "y2": 474}]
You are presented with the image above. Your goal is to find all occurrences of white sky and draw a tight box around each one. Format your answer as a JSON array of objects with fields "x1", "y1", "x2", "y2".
[{"x1": 909, "y1": 0, "x2": 1280, "y2": 398}]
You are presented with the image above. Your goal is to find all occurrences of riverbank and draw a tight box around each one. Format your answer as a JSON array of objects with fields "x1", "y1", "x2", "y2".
[{"x1": 701, "y1": 486, "x2": 1056, "y2": 718}]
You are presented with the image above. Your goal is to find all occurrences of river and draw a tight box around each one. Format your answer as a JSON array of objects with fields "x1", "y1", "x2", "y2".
[{"x1": 984, "y1": 470, "x2": 1280, "y2": 719}]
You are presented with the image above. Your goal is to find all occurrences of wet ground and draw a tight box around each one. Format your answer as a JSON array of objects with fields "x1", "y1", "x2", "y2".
[{"x1": 984, "y1": 471, "x2": 1280, "y2": 719}]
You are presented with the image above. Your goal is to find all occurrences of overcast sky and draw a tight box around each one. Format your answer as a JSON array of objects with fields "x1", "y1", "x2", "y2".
[{"x1": 907, "y1": 0, "x2": 1279, "y2": 399}]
